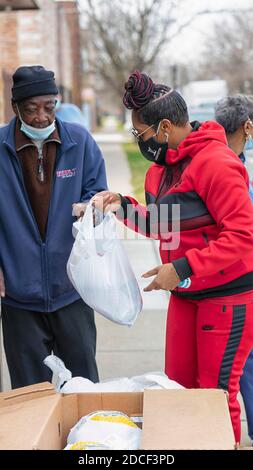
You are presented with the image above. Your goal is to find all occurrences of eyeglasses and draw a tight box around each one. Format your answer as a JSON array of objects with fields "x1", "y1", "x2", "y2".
[{"x1": 130, "y1": 122, "x2": 158, "y2": 141}]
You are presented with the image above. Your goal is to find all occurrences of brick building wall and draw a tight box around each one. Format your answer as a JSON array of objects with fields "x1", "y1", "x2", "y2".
[
  {"x1": 57, "y1": 0, "x2": 83, "y2": 107},
  {"x1": 0, "y1": 0, "x2": 82, "y2": 123},
  {"x1": 0, "y1": 11, "x2": 18, "y2": 123},
  {"x1": 56, "y1": 1, "x2": 72, "y2": 101},
  {"x1": 17, "y1": 2, "x2": 59, "y2": 76}
]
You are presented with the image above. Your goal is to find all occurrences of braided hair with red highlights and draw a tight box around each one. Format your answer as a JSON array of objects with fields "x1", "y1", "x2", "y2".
[
  {"x1": 123, "y1": 70, "x2": 189, "y2": 128},
  {"x1": 123, "y1": 70, "x2": 169, "y2": 110}
]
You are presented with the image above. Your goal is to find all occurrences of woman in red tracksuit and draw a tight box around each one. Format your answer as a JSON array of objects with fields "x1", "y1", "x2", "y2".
[{"x1": 95, "y1": 71, "x2": 253, "y2": 444}]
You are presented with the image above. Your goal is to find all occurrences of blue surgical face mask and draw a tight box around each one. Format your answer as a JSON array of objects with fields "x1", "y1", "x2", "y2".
[
  {"x1": 244, "y1": 118, "x2": 253, "y2": 151},
  {"x1": 16, "y1": 104, "x2": 56, "y2": 141},
  {"x1": 244, "y1": 138, "x2": 253, "y2": 151}
]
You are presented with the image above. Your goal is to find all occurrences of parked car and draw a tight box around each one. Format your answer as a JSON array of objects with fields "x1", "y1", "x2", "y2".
[
  {"x1": 188, "y1": 103, "x2": 216, "y2": 123},
  {"x1": 56, "y1": 103, "x2": 87, "y2": 128}
]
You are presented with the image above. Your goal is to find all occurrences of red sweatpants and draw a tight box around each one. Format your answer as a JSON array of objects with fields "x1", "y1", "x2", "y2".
[{"x1": 165, "y1": 291, "x2": 253, "y2": 444}]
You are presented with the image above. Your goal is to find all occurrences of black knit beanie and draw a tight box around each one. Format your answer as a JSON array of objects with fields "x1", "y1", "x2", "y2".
[{"x1": 12, "y1": 65, "x2": 58, "y2": 102}]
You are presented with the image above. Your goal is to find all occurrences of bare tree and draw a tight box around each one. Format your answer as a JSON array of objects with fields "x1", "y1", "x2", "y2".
[
  {"x1": 196, "y1": 12, "x2": 253, "y2": 93},
  {"x1": 82, "y1": 0, "x2": 180, "y2": 97},
  {"x1": 80, "y1": 1, "x2": 251, "y2": 119},
  {"x1": 81, "y1": 1, "x2": 248, "y2": 94}
]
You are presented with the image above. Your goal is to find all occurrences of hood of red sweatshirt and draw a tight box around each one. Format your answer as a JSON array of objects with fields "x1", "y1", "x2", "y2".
[{"x1": 165, "y1": 121, "x2": 228, "y2": 165}]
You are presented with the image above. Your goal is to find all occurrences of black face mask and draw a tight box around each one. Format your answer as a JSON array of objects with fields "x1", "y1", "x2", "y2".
[{"x1": 138, "y1": 137, "x2": 168, "y2": 164}]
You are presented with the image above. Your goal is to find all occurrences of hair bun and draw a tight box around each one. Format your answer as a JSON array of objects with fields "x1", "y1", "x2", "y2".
[{"x1": 123, "y1": 70, "x2": 155, "y2": 110}]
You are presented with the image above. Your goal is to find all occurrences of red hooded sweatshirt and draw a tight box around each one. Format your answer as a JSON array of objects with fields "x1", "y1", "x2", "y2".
[{"x1": 118, "y1": 121, "x2": 253, "y2": 299}]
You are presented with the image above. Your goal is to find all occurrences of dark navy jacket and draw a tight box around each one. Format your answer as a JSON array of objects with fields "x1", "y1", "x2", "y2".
[{"x1": 0, "y1": 117, "x2": 107, "y2": 312}]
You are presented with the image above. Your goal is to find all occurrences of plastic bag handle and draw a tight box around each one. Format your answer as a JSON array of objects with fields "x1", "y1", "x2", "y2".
[{"x1": 73, "y1": 201, "x2": 96, "y2": 254}]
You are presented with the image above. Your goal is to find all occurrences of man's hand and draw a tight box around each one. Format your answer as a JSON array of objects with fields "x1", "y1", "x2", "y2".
[
  {"x1": 142, "y1": 263, "x2": 180, "y2": 292},
  {"x1": 72, "y1": 201, "x2": 104, "y2": 226},
  {"x1": 92, "y1": 191, "x2": 121, "y2": 212},
  {"x1": 72, "y1": 191, "x2": 121, "y2": 219},
  {"x1": 72, "y1": 202, "x2": 88, "y2": 219},
  {"x1": 0, "y1": 269, "x2": 5, "y2": 298}
]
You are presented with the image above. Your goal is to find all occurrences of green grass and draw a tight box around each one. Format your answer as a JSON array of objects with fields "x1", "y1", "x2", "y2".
[
  {"x1": 122, "y1": 143, "x2": 151, "y2": 204},
  {"x1": 117, "y1": 121, "x2": 124, "y2": 131}
]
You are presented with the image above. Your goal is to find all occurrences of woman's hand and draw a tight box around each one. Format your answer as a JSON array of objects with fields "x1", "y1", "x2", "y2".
[
  {"x1": 142, "y1": 263, "x2": 180, "y2": 292},
  {"x1": 92, "y1": 191, "x2": 122, "y2": 212}
]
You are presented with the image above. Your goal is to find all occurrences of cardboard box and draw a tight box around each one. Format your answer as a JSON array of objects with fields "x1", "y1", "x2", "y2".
[{"x1": 0, "y1": 382, "x2": 235, "y2": 450}]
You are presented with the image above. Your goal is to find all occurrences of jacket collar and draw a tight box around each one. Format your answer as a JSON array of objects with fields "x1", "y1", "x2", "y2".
[
  {"x1": 15, "y1": 118, "x2": 61, "y2": 152},
  {"x1": 55, "y1": 117, "x2": 77, "y2": 153},
  {"x1": 3, "y1": 117, "x2": 77, "y2": 157}
]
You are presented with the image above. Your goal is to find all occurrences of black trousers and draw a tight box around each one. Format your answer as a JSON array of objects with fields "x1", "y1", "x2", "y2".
[{"x1": 1, "y1": 299, "x2": 99, "y2": 389}]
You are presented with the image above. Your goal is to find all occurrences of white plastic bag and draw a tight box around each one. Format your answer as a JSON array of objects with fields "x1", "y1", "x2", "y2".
[
  {"x1": 67, "y1": 411, "x2": 142, "y2": 450},
  {"x1": 130, "y1": 372, "x2": 184, "y2": 390},
  {"x1": 43, "y1": 354, "x2": 72, "y2": 390},
  {"x1": 67, "y1": 203, "x2": 142, "y2": 326},
  {"x1": 61, "y1": 373, "x2": 184, "y2": 394},
  {"x1": 61, "y1": 376, "x2": 139, "y2": 394},
  {"x1": 44, "y1": 354, "x2": 184, "y2": 393},
  {"x1": 64, "y1": 441, "x2": 112, "y2": 450}
]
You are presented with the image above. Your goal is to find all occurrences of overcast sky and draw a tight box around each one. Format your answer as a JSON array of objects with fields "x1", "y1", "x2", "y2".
[
  {"x1": 167, "y1": 0, "x2": 253, "y2": 63},
  {"x1": 78, "y1": 0, "x2": 253, "y2": 64}
]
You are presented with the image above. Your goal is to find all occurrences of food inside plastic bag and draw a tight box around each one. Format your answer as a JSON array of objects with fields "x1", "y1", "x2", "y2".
[
  {"x1": 67, "y1": 411, "x2": 142, "y2": 450},
  {"x1": 67, "y1": 203, "x2": 142, "y2": 326},
  {"x1": 64, "y1": 441, "x2": 112, "y2": 450}
]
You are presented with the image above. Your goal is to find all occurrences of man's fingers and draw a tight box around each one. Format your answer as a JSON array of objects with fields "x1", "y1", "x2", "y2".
[
  {"x1": 142, "y1": 267, "x2": 159, "y2": 278},
  {"x1": 93, "y1": 194, "x2": 110, "y2": 202},
  {"x1": 72, "y1": 203, "x2": 88, "y2": 217},
  {"x1": 92, "y1": 194, "x2": 111, "y2": 210},
  {"x1": 93, "y1": 191, "x2": 110, "y2": 197}
]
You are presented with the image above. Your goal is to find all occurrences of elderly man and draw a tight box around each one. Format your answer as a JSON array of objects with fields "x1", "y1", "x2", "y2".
[{"x1": 0, "y1": 65, "x2": 107, "y2": 388}]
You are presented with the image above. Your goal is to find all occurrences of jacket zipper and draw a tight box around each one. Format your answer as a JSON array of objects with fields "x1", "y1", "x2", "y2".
[
  {"x1": 37, "y1": 147, "x2": 45, "y2": 182},
  {"x1": 42, "y1": 146, "x2": 61, "y2": 311},
  {"x1": 42, "y1": 243, "x2": 50, "y2": 311},
  {"x1": 45, "y1": 144, "x2": 60, "y2": 244},
  {"x1": 42, "y1": 146, "x2": 63, "y2": 311}
]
